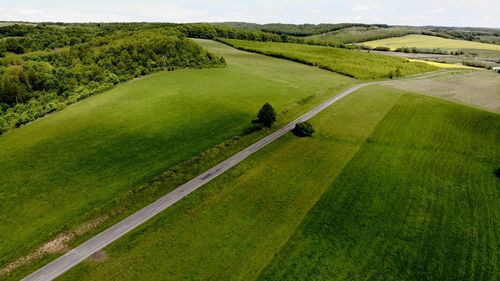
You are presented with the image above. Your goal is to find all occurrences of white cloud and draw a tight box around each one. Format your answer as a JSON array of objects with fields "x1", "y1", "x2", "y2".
[
  {"x1": 19, "y1": 9, "x2": 44, "y2": 15},
  {"x1": 352, "y1": 5, "x2": 379, "y2": 12}
]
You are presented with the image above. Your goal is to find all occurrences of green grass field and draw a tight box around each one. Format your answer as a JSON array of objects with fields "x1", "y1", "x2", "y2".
[
  {"x1": 220, "y1": 39, "x2": 437, "y2": 79},
  {"x1": 259, "y1": 91, "x2": 500, "y2": 281},
  {"x1": 0, "y1": 39, "x2": 356, "y2": 272},
  {"x1": 364, "y1": 34, "x2": 500, "y2": 52},
  {"x1": 59, "y1": 86, "x2": 499, "y2": 280}
]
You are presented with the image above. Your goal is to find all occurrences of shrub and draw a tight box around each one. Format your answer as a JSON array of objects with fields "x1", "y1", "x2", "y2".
[
  {"x1": 257, "y1": 103, "x2": 277, "y2": 128},
  {"x1": 242, "y1": 123, "x2": 264, "y2": 135},
  {"x1": 373, "y1": 46, "x2": 391, "y2": 51},
  {"x1": 292, "y1": 121, "x2": 315, "y2": 137},
  {"x1": 495, "y1": 168, "x2": 500, "y2": 179}
]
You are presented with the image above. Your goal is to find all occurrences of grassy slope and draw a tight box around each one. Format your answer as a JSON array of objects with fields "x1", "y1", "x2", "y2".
[
  {"x1": 258, "y1": 91, "x2": 500, "y2": 281},
  {"x1": 388, "y1": 70, "x2": 500, "y2": 113},
  {"x1": 0, "y1": 39, "x2": 355, "y2": 267},
  {"x1": 221, "y1": 39, "x2": 436, "y2": 80},
  {"x1": 59, "y1": 86, "x2": 404, "y2": 281},
  {"x1": 364, "y1": 34, "x2": 500, "y2": 51}
]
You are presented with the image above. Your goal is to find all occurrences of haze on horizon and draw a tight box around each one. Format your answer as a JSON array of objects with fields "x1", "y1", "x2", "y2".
[{"x1": 0, "y1": 0, "x2": 498, "y2": 28}]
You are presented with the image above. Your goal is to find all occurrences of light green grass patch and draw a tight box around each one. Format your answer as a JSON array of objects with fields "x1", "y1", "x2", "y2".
[
  {"x1": 387, "y1": 70, "x2": 500, "y2": 113},
  {"x1": 364, "y1": 34, "x2": 500, "y2": 52},
  {"x1": 407, "y1": 59, "x2": 480, "y2": 69}
]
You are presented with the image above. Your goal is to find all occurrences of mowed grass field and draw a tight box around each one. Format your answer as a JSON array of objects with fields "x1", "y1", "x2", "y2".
[
  {"x1": 0, "y1": 39, "x2": 356, "y2": 270},
  {"x1": 364, "y1": 34, "x2": 500, "y2": 52},
  {"x1": 60, "y1": 86, "x2": 499, "y2": 280},
  {"x1": 220, "y1": 39, "x2": 437, "y2": 80},
  {"x1": 259, "y1": 91, "x2": 500, "y2": 281},
  {"x1": 387, "y1": 70, "x2": 500, "y2": 113}
]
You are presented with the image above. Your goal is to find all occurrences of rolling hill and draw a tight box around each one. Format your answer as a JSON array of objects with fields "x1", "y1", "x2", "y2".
[{"x1": 0, "y1": 39, "x2": 355, "y2": 276}]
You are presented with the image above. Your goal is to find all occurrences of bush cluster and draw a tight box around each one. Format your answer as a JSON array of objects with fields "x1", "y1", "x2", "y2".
[{"x1": 292, "y1": 121, "x2": 315, "y2": 137}]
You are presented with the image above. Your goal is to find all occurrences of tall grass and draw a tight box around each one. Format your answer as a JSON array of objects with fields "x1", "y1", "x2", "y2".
[{"x1": 221, "y1": 39, "x2": 437, "y2": 80}]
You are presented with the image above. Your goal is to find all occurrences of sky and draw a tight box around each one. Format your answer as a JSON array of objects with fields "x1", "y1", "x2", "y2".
[{"x1": 0, "y1": 0, "x2": 498, "y2": 28}]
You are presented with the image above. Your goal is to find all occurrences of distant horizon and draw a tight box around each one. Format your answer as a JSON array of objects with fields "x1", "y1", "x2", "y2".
[
  {"x1": 0, "y1": 0, "x2": 498, "y2": 28},
  {"x1": 0, "y1": 21, "x2": 498, "y2": 30}
]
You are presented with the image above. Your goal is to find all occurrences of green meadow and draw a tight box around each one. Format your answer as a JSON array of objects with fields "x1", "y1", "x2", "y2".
[
  {"x1": 220, "y1": 39, "x2": 437, "y2": 79},
  {"x1": 0, "y1": 39, "x2": 355, "y2": 270},
  {"x1": 60, "y1": 86, "x2": 499, "y2": 280},
  {"x1": 259, "y1": 90, "x2": 500, "y2": 281}
]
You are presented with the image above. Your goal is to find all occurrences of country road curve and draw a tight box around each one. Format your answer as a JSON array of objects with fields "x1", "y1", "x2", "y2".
[{"x1": 22, "y1": 70, "x2": 457, "y2": 281}]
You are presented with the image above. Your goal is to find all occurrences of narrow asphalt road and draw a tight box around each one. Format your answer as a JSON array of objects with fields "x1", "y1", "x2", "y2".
[{"x1": 22, "y1": 71, "x2": 455, "y2": 281}]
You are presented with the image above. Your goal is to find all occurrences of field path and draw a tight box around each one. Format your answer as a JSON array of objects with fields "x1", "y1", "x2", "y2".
[{"x1": 22, "y1": 70, "x2": 454, "y2": 281}]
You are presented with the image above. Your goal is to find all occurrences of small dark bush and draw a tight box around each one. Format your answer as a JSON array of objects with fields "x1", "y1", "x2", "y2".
[
  {"x1": 242, "y1": 123, "x2": 264, "y2": 135},
  {"x1": 292, "y1": 121, "x2": 314, "y2": 137},
  {"x1": 494, "y1": 168, "x2": 500, "y2": 179},
  {"x1": 374, "y1": 46, "x2": 391, "y2": 51}
]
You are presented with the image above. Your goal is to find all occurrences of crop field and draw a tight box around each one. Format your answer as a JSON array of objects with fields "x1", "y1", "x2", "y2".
[
  {"x1": 387, "y1": 70, "x2": 500, "y2": 113},
  {"x1": 221, "y1": 39, "x2": 437, "y2": 80},
  {"x1": 0, "y1": 39, "x2": 356, "y2": 274},
  {"x1": 307, "y1": 26, "x2": 420, "y2": 44},
  {"x1": 259, "y1": 89, "x2": 500, "y2": 281},
  {"x1": 58, "y1": 86, "x2": 500, "y2": 280},
  {"x1": 364, "y1": 34, "x2": 500, "y2": 52},
  {"x1": 406, "y1": 59, "x2": 478, "y2": 69}
]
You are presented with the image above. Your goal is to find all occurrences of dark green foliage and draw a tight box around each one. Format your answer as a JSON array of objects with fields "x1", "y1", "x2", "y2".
[
  {"x1": 242, "y1": 122, "x2": 264, "y2": 135},
  {"x1": 4, "y1": 38, "x2": 25, "y2": 54},
  {"x1": 373, "y1": 46, "x2": 391, "y2": 51},
  {"x1": 219, "y1": 22, "x2": 389, "y2": 37},
  {"x1": 495, "y1": 168, "x2": 500, "y2": 178},
  {"x1": 395, "y1": 46, "x2": 449, "y2": 55},
  {"x1": 0, "y1": 42, "x2": 5, "y2": 58},
  {"x1": 292, "y1": 121, "x2": 314, "y2": 137},
  {"x1": 256, "y1": 103, "x2": 277, "y2": 128}
]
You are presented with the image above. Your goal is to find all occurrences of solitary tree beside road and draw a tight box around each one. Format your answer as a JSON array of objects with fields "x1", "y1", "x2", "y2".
[{"x1": 257, "y1": 103, "x2": 276, "y2": 128}]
